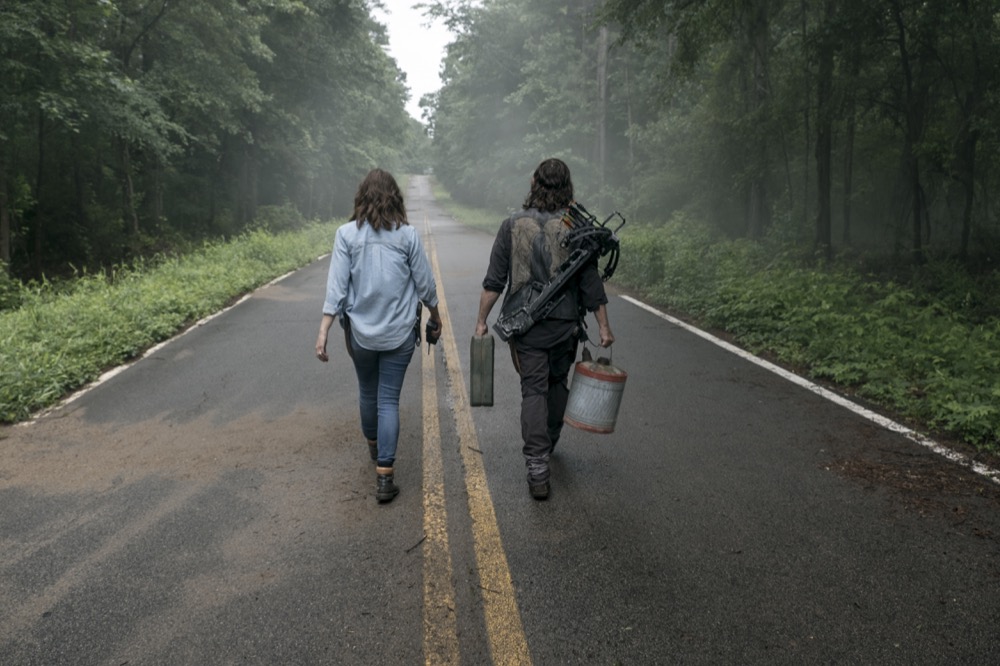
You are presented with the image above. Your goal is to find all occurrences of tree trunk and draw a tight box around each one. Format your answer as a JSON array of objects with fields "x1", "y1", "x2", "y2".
[
  {"x1": 208, "y1": 165, "x2": 217, "y2": 228},
  {"x1": 801, "y1": 0, "x2": 810, "y2": 227},
  {"x1": 625, "y1": 59, "x2": 635, "y2": 182},
  {"x1": 306, "y1": 177, "x2": 316, "y2": 220},
  {"x1": 745, "y1": 1, "x2": 770, "y2": 239},
  {"x1": 596, "y1": 25, "x2": 609, "y2": 211},
  {"x1": 0, "y1": 155, "x2": 10, "y2": 272},
  {"x1": 955, "y1": 1, "x2": 982, "y2": 261},
  {"x1": 33, "y1": 111, "x2": 45, "y2": 277},
  {"x1": 842, "y1": 112, "x2": 855, "y2": 246},
  {"x1": 891, "y1": 1, "x2": 927, "y2": 264},
  {"x1": 238, "y1": 140, "x2": 258, "y2": 228},
  {"x1": 957, "y1": 122, "x2": 978, "y2": 260},
  {"x1": 72, "y1": 133, "x2": 86, "y2": 249},
  {"x1": 151, "y1": 157, "x2": 164, "y2": 226},
  {"x1": 906, "y1": 151, "x2": 924, "y2": 262},
  {"x1": 814, "y1": 0, "x2": 835, "y2": 261},
  {"x1": 120, "y1": 140, "x2": 140, "y2": 238},
  {"x1": 841, "y1": 46, "x2": 860, "y2": 246}
]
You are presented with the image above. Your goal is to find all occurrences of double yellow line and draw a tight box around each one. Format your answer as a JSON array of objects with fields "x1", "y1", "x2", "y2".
[{"x1": 420, "y1": 217, "x2": 532, "y2": 665}]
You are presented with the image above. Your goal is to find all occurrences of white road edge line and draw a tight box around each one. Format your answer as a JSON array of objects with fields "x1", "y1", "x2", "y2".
[
  {"x1": 620, "y1": 294, "x2": 1000, "y2": 485},
  {"x1": 20, "y1": 265, "x2": 314, "y2": 427}
]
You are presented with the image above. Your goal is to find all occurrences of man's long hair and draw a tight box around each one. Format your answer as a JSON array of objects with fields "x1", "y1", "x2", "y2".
[
  {"x1": 352, "y1": 168, "x2": 408, "y2": 231},
  {"x1": 523, "y1": 158, "x2": 574, "y2": 212}
]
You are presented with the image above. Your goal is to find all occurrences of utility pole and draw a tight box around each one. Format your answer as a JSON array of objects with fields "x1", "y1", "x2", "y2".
[{"x1": 597, "y1": 24, "x2": 609, "y2": 212}]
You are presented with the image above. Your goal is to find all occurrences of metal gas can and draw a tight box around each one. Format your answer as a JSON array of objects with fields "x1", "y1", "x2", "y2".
[
  {"x1": 470, "y1": 334, "x2": 495, "y2": 406},
  {"x1": 564, "y1": 350, "x2": 627, "y2": 433}
]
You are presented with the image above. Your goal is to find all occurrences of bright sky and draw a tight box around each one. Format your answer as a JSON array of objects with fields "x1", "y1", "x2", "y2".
[{"x1": 372, "y1": 1, "x2": 453, "y2": 122}]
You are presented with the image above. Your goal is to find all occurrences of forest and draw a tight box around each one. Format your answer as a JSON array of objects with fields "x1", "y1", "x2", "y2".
[
  {"x1": 0, "y1": 0, "x2": 429, "y2": 283},
  {"x1": 4, "y1": 0, "x2": 1000, "y2": 279},
  {"x1": 427, "y1": 0, "x2": 1000, "y2": 266}
]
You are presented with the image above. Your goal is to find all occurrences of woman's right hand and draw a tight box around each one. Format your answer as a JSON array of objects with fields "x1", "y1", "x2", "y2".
[{"x1": 426, "y1": 316, "x2": 442, "y2": 345}]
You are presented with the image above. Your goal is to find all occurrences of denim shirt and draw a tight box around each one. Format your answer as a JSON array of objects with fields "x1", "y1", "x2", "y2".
[{"x1": 323, "y1": 221, "x2": 438, "y2": 351}]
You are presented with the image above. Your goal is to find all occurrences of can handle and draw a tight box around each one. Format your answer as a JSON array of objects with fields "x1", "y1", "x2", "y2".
[{"x1": 582, "y1": 342, "x2": 614, "y2": 365}]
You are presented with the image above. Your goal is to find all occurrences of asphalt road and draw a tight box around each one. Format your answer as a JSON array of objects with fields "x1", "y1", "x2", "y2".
[{"x1": 1, "y1": 175, "x2": 999, "y2": 665}]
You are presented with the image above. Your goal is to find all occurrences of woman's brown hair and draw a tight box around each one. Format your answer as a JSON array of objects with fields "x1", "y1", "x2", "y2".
[{"x1": 352, "y1": 168, "x2": 407, "y2": 231}]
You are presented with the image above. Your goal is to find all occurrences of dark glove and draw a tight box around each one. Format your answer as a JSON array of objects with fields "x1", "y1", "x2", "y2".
[
  {"x1": 413, "y1": 302, "x2": 423, "y2": 346},
  {"x1": 425, "y1": 318, "x2": 441, "y2": 346}
]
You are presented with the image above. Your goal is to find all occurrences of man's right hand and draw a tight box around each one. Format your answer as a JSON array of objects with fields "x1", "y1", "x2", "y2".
[
  {"x1": 598, "y1": 325, "x2": 615, "y2": 348},
  {"x1": 594, "y1": 304, "x2": 614, "y2": 347},
  {"x1": 475, "y1": 321, "x2": 488, "y2": 337}
]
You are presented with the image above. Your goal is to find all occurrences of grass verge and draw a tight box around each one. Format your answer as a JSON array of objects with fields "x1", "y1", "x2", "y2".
[{"x1": 0, "y1": 223, "x2": 338, "y2": 423}]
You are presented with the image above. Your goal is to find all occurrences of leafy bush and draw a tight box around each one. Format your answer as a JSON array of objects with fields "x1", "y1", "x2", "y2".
[
  {"x1": 251, "y1": 204, "x2": 307, "y2": 233},
  {"x1": 0, "y1": 223, "x2": 336, "y2": 423}
]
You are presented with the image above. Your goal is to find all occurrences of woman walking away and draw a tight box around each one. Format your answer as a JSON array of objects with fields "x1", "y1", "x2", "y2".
[{"x1": 315, "y1": 169, "x2": 441, "y2": 503}]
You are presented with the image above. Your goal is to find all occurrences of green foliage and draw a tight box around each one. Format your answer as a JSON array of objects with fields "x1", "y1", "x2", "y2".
[
  {"x1": 0, "y1": 265, "x2": 23, "y2": 311},
  {"x1": 251, "y1": 204, "x2": 307, "y2": 233},
  {"x1": 0, "y1": 0, "x2": 410, "y2": 280},
  {"x1": 615, "y1": 213, "x2": 1000, "y2": 452},
  {"x1": 0, "y1": 223, "x2": 336, "y2": 423}
]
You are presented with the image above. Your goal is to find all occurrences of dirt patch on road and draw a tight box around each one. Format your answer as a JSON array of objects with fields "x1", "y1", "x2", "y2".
[
  {"x1": 0, "y1": 407, "x2": 355, "y2": 492},
  {"x1": 831, "y1": 448, "x2": 1000, "y2": 543}
]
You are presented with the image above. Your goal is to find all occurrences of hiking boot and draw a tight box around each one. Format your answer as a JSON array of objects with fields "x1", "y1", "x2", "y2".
[{"x1": 376, "y1": 467, "x2": 399, "y2": 503}]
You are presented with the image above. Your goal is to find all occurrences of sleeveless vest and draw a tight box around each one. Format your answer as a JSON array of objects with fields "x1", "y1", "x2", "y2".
[{"x1": 504, "y1": 209, "x2": 578, "y2": 321}]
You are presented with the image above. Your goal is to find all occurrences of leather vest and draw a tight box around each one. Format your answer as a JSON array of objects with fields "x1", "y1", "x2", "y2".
[{"x1": 505, "y1": 209, "x2": 579, "y2": 321}]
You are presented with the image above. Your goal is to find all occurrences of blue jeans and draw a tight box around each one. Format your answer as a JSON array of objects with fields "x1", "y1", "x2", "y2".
[{"x1": 350, "y1": 331, "x2": 416, "y2": 467}]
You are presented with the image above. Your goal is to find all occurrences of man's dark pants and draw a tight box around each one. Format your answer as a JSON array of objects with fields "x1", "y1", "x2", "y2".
[{"x1": 510, "y1": 335, "x2": 578, "y2": 482}]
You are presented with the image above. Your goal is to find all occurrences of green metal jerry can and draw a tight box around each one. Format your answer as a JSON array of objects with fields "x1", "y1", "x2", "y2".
[{"x1": 469, "y1": 334, "x2": 494, "y2": 407}]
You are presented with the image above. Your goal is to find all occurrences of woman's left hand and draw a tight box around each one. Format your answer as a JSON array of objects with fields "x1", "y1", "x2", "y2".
[{"x1": 316, "y1": 314, "x2": 336, "y2": 362}]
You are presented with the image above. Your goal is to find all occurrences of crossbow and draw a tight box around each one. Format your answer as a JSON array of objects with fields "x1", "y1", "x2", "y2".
[{"x1": 493, "y1": 202, "x2": 625, "y2": 342}]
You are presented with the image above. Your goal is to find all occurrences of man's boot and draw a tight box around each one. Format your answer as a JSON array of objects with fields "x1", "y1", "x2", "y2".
[
  {"x1": 376, "y1": 466, "x2": 399, "y2": 503},
  {"x1": 528, "y1": 478, "x2": 550, "y2": 500},
  {"x1": 526, "y1": 457, "x2": 550, "y2": 500}
]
